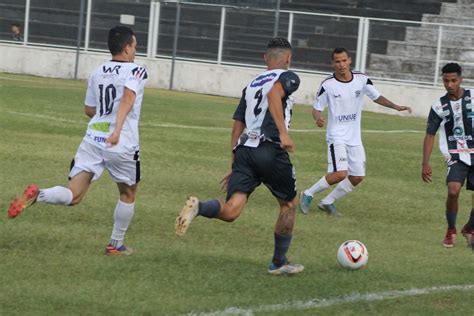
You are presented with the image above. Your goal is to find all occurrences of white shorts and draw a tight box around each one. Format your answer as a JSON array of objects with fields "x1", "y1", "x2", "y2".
[
  {"x1": 68, "y1": 141, "x2": 140, "y2": 186},
  {"x1": 327, "y1": 143, "x2": 366, "y2": 176}
]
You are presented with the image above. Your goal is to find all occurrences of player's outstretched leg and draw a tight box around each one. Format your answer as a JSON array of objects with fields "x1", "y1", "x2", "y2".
[
  {"x1": 175, "y1": 196, "x2": 199, "y2": 236},
  {"x1": 462, "y1": 205, "x2": 474, "y2": 249},
  {"x1": 299, "y1": 191, "x2": 313, "y2": 215},
  {"x1": 268, "y1": 261, "x2": 305, "y2": 275},
  {"x1": 317, "y1": 201, "x2": 342, "y2": 217},
  {"x1": 105, "y1": 244, "x2": 134, "y2": 256},
  {"x1": 8, "y1": 184, "x2": 40, "y2": 218},
  {"x1": 461, "y1": 224, "x2": 473, "y2": 248}
]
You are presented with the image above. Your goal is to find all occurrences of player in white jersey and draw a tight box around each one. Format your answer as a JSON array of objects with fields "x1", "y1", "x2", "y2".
[
  {"x1": 7, "y1": 26, "x2": 148, "y2": 256},
  {"x1": 175, "y1": 38, "x2": 304, "y2": 275},
  {"x1": 422, "y1": 63, "x2": 474, "y2": 249},
  {"x1": 299, "y1": 47, "x2": 411, "y2": 216}
]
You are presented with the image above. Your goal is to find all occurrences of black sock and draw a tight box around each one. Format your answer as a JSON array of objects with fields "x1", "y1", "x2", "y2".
[
  {"x1": 197, "y1": 200, "x2": 220, "y2": 218},
  {"x1": 446, "y1": 210, "x2": 457, "y2": 230},
  {"x1": 272, "y1": 233, "x2": 292, "y2": 267},
  {"x1": 467, "y1": 209, "x2": 474, "y2": 229}
]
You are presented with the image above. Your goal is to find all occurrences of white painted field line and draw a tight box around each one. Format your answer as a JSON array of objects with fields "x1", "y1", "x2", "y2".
[
  {"x1": 0, "y1": 76, "x2": 82, "y2": 86},
  {"x1": 291, "y1": 128, "x2": 423, "y2": 133},
  {"x1": 142, "y1": 121, "x2": 229, "y2": 131},
  {"x1": 190, "y1": 284, "x2": 474, "y2": 316},
  {"x1": 4, "y1": 110, "x2": 83, "y2": 125},
  {"x1": 3, "y1": 110, "x2": 423, "y2": 134}
]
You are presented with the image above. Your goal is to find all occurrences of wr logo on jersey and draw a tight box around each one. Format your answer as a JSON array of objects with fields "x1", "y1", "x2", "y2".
[{"x1": 103, "y1": 65, "x2": 121, "y2": 74}]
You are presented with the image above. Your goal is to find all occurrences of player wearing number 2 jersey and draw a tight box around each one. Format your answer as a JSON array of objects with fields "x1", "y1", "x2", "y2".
[
  {"x1": 7, "y1": 26, "x2": 147, "y2": 256},
  {"x1": 175, "y1": 38, "x2": 304, "y2": 275}
]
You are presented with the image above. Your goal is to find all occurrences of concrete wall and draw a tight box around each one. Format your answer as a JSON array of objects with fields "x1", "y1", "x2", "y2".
[{"x1": 0, "y1": 43, "x2": 445, "y2": 118}]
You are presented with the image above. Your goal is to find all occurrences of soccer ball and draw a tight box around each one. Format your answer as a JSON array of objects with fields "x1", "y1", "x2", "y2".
[{"x1": 337, "y1": 240, "x2": 368, "y2": 270}]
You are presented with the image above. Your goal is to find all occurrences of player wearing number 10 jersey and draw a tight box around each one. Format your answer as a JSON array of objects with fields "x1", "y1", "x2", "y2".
[
  {"x1": 7, "y1": 26, "x2": 147, "y2": 256},
  {"x1": 175, "y1": 38, "x2": 304, "y2": 275},
  {"x1": 84, "y1": 58, "x2": 147, "y2": 153}
]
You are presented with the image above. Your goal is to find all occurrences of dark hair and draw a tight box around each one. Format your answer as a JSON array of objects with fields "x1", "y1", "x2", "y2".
[
  {"x1": 108, "y1": 26, "x2": 135, "y2": 55},
  {"x1": 267, "y1": 37, "x2": 292, "y2": 50},
  {"x1": 332, "y1": 47, "x2": 350, "y2": 60},
  {"x1": 11, "y1": 22, "x2": 21, "y2": 28},
  {"x1": 442, "y1": 63, "x2": 462, "y2": 76}
]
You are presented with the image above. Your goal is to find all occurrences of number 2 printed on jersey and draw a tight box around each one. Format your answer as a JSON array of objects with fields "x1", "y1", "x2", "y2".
[{"x1": 253, "y1": 88, "x2": 263, "y2": 117}]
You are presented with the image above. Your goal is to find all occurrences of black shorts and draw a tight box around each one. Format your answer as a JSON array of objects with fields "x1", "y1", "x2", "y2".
[
  {"x1": 226, "y1": 141, "x2": 297, "y2": 202},
  {"x1": 446, "y1": 160, "x2": 474, "y2": 190}
]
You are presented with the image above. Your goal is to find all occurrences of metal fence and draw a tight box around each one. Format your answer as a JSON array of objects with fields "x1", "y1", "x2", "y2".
[{"x1": 1, "y1": 0, "x2": 473, "y2": 85}]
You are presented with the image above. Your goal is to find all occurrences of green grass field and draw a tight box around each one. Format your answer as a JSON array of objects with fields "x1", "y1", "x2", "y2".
[{"x1": 0, "y1": 73, "x2": 473, "y2": 315}]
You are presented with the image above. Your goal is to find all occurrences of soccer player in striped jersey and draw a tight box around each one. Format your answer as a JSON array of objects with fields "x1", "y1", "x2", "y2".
[
  {"x1": 7, "y1": 26, "x2": 148, "y2": 255},
  {"x1": 175, "y1": 38, "x2": 303, "y2": 275},
  {"x1": 299, "y1": 47, "x2": 411, "y2": 216},
  {"x1": 422, "y1": 63, "x2": 474, "y2": 249}
]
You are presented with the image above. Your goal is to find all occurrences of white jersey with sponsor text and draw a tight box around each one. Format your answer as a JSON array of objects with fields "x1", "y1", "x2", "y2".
[
  {"x1": 313, "y1": 71, "x2": 380, "y2": 146},
  {"x1": 83, "y1": 60, "x2": 148, "y2": 152}
]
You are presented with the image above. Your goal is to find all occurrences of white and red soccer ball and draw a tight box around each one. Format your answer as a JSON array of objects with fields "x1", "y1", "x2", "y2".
[{"x1": 337, "y1": 240, "x2": 369, "y2": 270}]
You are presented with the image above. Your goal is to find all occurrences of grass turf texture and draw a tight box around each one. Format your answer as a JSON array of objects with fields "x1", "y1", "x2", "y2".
[{"x1": 0, "y1": 73, "x2": 473, "y2": 315}]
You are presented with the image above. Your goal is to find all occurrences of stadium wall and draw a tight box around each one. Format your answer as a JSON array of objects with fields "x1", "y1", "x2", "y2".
[{"x1": 1, "y1": 43, "x2": 443, "y2": 118}]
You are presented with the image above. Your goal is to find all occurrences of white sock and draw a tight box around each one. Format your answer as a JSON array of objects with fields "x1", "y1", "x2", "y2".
[
  {"x1": 110, "y1": 200, "x2": 135, "y2": 248},
  {"x1": 305, "y1": 176, "x2": 330, "y2": 197},
  {"x1": 321, "y1": 178, "x2": 354, "y2": 205},
  {"x1": 36, "y1": 186, "x2": 73, "y2": 205}
]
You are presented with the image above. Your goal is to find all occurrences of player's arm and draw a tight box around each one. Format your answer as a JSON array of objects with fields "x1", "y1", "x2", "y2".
[
  {"x1": 312, "y1": 83, "x2": 327, "y2": 127},
  {"x1": 268, "y1": 81, "x2": 294, "y2": 152},
  {"x1": 268, "y1": 71, "x2": 300, "y2": 153},
  {"x1": 363, "y1": 77, "x2": 411, "y2": 113},
  {"x1": 422, "y1": 133, "x2": 435, "y2": 183},
  {"x1": 84, "y1": 105, "x2": 96, "y2": 118},
  {"x1": 221, "y1": 90, "x2": 247, "y2": 190},
  {"x1": 312, "y1": 109, "x2": 325, "y2": 127},
  {"x1": 230, "y1": 120, "x2": 245, "y2": 162},
  {"x1": 230, "y1": 87, "x2": 247, "y2": 161},
  {"x1": 106, "y1": 87, "x2": 136, "y2": 146},
  {"x1": 84, "y1": 74, "x2": 96, "y2": 119},
  {"x1": 221, "y1": 120, "x2": 245, "y2": 191},
  {"x1": 374, "y1": 95, "x2": 412, "y2": 113},
  {"x1": 422, "y1": 107, "x2": 442, "y2": 183}
]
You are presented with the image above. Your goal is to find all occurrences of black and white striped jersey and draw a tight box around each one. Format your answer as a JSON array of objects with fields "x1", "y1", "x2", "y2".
[
  {"x1": 426, "y1": 88, "x2": 474, "y2": 165},
  {"x1": 232, "y1": 69, "x2": 300, "y2": 143}
]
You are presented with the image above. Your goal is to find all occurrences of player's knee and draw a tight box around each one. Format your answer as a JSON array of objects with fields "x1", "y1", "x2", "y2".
[
  {"x1": 333, "y1": 171, "x2": 348, "y2": 183},
  {"x1": 222, "y1": 215, "x2": 239, "y2": 222},
  {"x1": 220, "y1": 211, "x2": 240, "y2": 222},
  {"x1": 349, "y1": 176, "x2": 364, "y2": 186},
  {"x1": 119, "y1": 191, "x2": 136, "y2": 204},
  {"x1": 120, "y1": 195, "x2": 136, "y2": 204},
  {"x1": 447, "y1": 188, "x2": 460, "y2": 199},
  {"x1": 284, "y1": 201, "x2": 296, "y2": 212},
  {"x1": 220, "y1": 203, "x2": 241, "y2": 222},
  {"x1": 69, "y1": 195, "x2": 82, "y2": 206}
]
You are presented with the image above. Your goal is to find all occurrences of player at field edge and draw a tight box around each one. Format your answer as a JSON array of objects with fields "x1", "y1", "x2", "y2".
[
  {"x1": 421, "y1": 62, "x2": 474, "y2": 249},
  {"x1": 299, "y1": 47, "x2": 412, "y2": 216},
  {"x1": 175, "y1": 38, "x2": 304, "y2": 275},
  {"x1": 7, "y1": 26, "x2": 148, "y2": 256}
]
